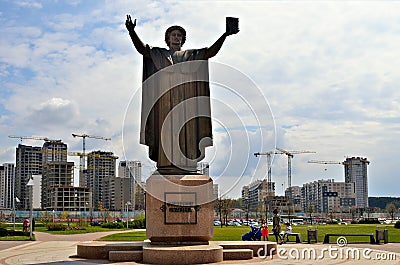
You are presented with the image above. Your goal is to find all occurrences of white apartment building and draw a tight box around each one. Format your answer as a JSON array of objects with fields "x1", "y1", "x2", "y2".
[
  {"x1": 0, "y1": 163, "x2": 15, "y2": 209},
  {"x1": 344, "y1": 157, "x2": 369, "y2": 209}
]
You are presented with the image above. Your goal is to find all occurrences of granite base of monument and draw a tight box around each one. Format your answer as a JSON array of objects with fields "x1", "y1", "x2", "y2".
[
  {"x1": 76, "y1": 173, "x2": 279, "y2": 264},
  {"x1": 145, "y1": 173, "x2": 214, "y2": 244}
]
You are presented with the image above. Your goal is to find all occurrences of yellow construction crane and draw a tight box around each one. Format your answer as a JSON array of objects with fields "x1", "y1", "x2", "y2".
[
  {"x1": 276, "y1": 148, "x2": 316, "y2": 189},
  {"x1": 71, "y1": 133, "x2": 111, "y2": 170},
  {"x1": 8, "y1": 135, "x2": 61, "y2": 143}
]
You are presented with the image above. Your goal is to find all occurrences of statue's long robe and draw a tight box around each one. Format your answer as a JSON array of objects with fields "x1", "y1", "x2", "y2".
[{"x1": 140, "y1": 46, "x2": 212, "y2": 172}]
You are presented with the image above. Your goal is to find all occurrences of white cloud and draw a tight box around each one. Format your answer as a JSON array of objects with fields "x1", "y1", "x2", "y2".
[{"x1": 14, "y1": 1, "x2": 42, "y2": 9}]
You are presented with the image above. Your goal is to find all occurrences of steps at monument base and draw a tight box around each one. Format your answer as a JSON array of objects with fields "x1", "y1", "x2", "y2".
[
  {"x1": 219, "y1": 241, "x2": 277, "y2": 257},
  {"x1": 142, "y1": 242, "x2": 223, "y2": 265},
  {"x1": 223, "y1": 249, "x2": 253, "y2": 260},
  {"x1": 76, "y1": 242, "x2": 143, "y2": 259},
  {"x1": 109, "y1": 250, "x2": 143, "y2": 262}
]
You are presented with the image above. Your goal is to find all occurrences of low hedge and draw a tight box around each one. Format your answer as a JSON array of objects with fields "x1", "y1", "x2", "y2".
[
  {"x1": 100, "y1": 219, "x2": 145, "y2": 229},
  {"x1": 46, "y1": 223, "x2": 67, "y2": 231},
  {"x1": 0, "y1": 228, "x2": 29, "y2": 237},
  {"x1": 395, "y1": 221, "x2": 400, "y2": 229},
  {"x1": 358, "y1": 219, "x2": 381, "y2": 224},
  {"x1": 101, "y1": 222, "x2": 124, "y2": 229}
]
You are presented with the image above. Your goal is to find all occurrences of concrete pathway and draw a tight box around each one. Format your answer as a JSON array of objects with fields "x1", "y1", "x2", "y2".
[{"x1": 0, "y1": 231, "x2": 399, "y2": 265}]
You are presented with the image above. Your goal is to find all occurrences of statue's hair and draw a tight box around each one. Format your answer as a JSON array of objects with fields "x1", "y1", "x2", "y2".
[{"x1": 165, "y1": 25, "x2": 186, "y2": 47}]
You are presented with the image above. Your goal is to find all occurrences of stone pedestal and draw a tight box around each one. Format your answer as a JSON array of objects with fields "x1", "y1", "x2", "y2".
[{"x1": 146, "y1": 174, "x2": 214, "y2": 244}]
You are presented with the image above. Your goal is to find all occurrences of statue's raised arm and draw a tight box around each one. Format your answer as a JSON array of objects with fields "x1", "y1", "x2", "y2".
[
  {"x1": 125, "y1": 14, "x2": 136, "y2": 32},
  {"x1": 126, "y1": 14, "x2": 148, "y2": 56},
  {"x1": 206, "y1": 17, "x2": 239, "y2": 58}
]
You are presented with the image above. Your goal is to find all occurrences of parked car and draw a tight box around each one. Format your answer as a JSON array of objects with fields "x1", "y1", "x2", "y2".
[
  {"x1": 228, "y1": 220, "x2": 241, "y2": 226},
  {"x1": 214, "y1": 220, "x2": 221, "y2": 226}
]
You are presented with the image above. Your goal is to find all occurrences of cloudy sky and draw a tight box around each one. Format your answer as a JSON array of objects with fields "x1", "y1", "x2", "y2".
[{"x1": 1, "y1": 0, "x2": 399, "y2": 198}]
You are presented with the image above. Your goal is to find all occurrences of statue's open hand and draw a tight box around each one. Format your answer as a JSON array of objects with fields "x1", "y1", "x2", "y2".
[{"x1": 125, "y1": 14, "x2": 136, "y2": 32}]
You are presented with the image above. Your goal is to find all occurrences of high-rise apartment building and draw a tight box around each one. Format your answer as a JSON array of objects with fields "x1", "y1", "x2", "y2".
[
  {"x1": 198, "y1": 162, "x2": 209, "y2": 175},
  {"x1": 0, "y1": 163, "x2": 15, "y2": 209},
  {"x1": 241, "y1": 179, "x2": 276, "y2": 211},
  {"x1": 118, "y1": 161, "x2": 144, "y2": 210},
  {"x1": 285, "y1": 186, "x2": 302, "y2": 212},
  {"x1": 103, "y1": 175, "x2": 131, "y2": 211},
  {"x1": 85, "y1": 151, "x2": 118, "y2": 210},
  {"x1": 15, "y1": 144, "x2": 42, "y2": 209},
  {"x1": 213, "y1": 184, "x2": 219, "y2": 201},
  {"x1": 41, "y1": 140, "x2": 74, "y2": 210},
  {"x1": 344, "y1": 157, "x2": 369, "y2": 209},
  {"x1": 301, "y1": 179, "x2": 356, "y2": 213}
]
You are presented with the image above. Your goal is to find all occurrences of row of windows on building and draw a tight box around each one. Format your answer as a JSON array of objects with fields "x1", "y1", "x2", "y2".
[
  {"x1": 242, "y1": 157, "x2": 369, "y2": 214},
  {"x1": 0, "y1": 141, "x2": 145, "y2": 212}
]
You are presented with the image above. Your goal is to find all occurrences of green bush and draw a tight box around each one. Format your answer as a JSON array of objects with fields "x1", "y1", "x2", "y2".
[
  {"x1": 101, "y1": 222, "x2": 124, "y2": 229},
  {"x1": 358, "y1": 219, "x2": 381, "y2": 224},
  {"x1": 395, "y1": 221, "x2": 400, "y2": 229},
  {"x1": 131, "y1": 218, "x2": 145, "y2": 229},
  {"x1": 0, "y1": 228, "x2": 8, "y2": 237},
  {"x1": 46, "y1": 223, "x2": 67, "y2": 231},
  {"x1": 0, "y1": 228, "x2": 29, "y2": 237},
  {"x1": 351, "y1": 220, "x2": 359, "y2": 224}
]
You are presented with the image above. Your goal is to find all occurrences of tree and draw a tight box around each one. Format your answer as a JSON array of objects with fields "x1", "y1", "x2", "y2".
[
  {"x1": 386, "y1": 203, "x2": 397, "y2": 221},
  {"x1": 222, "y1": 198, "x2": 232, "y2": 226},
  {"x1": 39, "y1": 211, "x2": 53, "y2": 225},
  {"x1": 350, "y1": 206, "x2": 357, "y2": 220},
  {"x1": 308, "y1": 205, "x2": 315, "y2": 225},
  {"x1": 97, "y1": 202, "x2": 109, "y2": 222},
  {"x1": 215, "y1": 197, "x2": 224, "y2": 228},
  {"x1": 60, "y1": 211, "x2": 70, "y2": 227}
]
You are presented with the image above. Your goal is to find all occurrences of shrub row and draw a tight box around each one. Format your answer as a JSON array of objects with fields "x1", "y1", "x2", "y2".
[
  {"x1": 100, "y1": 219, "x2": 145, "y2": 229},
  {"x1": 46, "y1": 223, "x2": 67, "y2": 231},
  {"x1": 356, "y1": 219, "x2": 381, "y2": 224},
  {"x1": 395, "y1": 221, "x2": 400, "y2": 229},
  {"x1": 0, "y1": 228, "x2": 29, "y2": 237}
]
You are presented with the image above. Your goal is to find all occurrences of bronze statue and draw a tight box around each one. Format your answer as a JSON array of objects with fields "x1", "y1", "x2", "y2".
[{"x1": 126, "y1": 14, "x2": 238, "y2": 174}]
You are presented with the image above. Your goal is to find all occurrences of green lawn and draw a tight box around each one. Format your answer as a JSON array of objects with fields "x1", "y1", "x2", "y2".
[
  {"x1": 98, "y1": 224, "x2": 400, "y2": 242},
  {"x1": 4, "y1": 222, "x2": 399, "y2": 243}
]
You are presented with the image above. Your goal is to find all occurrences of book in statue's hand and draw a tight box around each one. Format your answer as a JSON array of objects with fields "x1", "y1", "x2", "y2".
[{"x1": 226, "y1": 17, "x2": 239, "y2": 35}]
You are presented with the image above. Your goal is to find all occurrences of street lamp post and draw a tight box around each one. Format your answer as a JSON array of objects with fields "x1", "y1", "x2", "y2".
[
  {"x1": 26, "y1": 178, "x2": 34, "y2": 240},
  {"x1": 13, "y1": 197, "x2": 20, "y2": 231},
  {"x1": 126, "y1": 201, "x2": 132, "y2": 229}
]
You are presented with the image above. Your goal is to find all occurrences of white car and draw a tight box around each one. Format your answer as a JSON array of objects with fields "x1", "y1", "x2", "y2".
[
  {"x1": 214, "y1": 220, "x2": 221, "y2": 226},
  {"x1": 228, "y1": 221, "x2": 241, "y2": 226}
]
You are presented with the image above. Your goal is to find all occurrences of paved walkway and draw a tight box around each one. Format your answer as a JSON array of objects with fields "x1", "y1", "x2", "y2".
[{"x1": 0, "y1": 231, "x2": 399, "y2": 265}]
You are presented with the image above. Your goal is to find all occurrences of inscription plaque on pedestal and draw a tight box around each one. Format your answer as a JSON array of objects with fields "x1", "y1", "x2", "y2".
[
  {"x1": 162, "y1": 192, "x2": 199, "y2": 224},
  {"x1": 146, "y1": 174, "x2": 214, "y2": 243}
]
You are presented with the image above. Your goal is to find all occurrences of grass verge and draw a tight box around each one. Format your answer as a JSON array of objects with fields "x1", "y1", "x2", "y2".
[{"x1": 98, "y1": 224, "x2": 400, "y2": 242}]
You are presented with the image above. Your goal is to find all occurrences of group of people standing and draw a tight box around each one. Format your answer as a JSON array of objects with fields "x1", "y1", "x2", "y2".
[{"x1": 260, "y1": 208, "x2": 292, "y2": 244}]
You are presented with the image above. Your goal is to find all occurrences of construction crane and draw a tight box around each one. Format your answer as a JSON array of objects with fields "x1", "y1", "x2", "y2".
[
  {"x1": 254, "y1": 151, "x2": 283, "y2": 197},
  {"x1": 308, "y1": 160, "x2": 342, "y2": 165},
  {"x1": 308, "y1": 160, "x2": 358, "y2": 166},
  {"x1": 8, "y1": 135, "x2": 61, "y2": 143},
  {"x1": 276, "y1": 148, "x2": 316, "y2": 190},
  {"x1": 71, "y1": 133, "x2": 111, "y2": 170}
]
